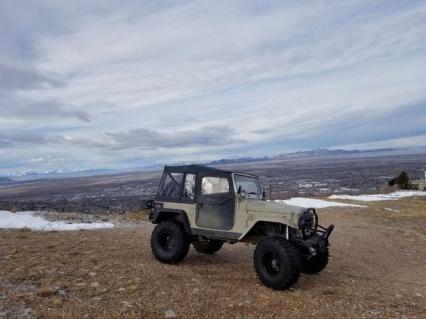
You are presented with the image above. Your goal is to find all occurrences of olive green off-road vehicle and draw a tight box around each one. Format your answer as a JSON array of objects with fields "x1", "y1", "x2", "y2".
[{"x1": 148, "y1": 165, "x2": 334, "y2": 290}]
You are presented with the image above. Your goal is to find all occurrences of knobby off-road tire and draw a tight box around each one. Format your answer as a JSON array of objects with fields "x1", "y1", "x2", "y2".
[
  {"x1": 151, "y1": 221, "x2": 190, "y2": 264},
  {"x1": 302, "y1": 248, "x2": 329, "y2": 274},
  {"x1": 254, "y1": 236, "x2": 301, "y2": 290},
  {"x1": 192, "y1": 238, "x2": 224, "y2": 254}
]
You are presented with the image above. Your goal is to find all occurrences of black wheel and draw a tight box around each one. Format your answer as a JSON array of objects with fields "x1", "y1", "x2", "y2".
[
  {"x1": 254, "y1": 237, "x2": 301, "y2": 290},
  {"x1": 150, "y1": 221, "x2": 190, "y2": 264},
  {"x1": 302, "y1": 248, "x2": 329, "y2": 274},
  {"x1": 192, "y1": 238, "x2": 224, "y2": 254}
]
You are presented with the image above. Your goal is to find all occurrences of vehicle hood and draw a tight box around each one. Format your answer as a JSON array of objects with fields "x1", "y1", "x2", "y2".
[{"x1": 246, "y1": 200, "x2": 307, "y2": 216}]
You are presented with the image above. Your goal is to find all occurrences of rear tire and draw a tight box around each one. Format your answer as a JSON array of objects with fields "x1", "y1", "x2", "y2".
[
  {"x1": 193, "y1": 238, "x2": 223, "y2": 254},
  {"x1": 151, "y1": 221, "x2": 190, "y2": 264},
  {"x1": 302, "y1": 248, "x2": 329, "y2": 274},
  {"x1": 254, "y1": 236, "x2": 301, "y2": 290}
]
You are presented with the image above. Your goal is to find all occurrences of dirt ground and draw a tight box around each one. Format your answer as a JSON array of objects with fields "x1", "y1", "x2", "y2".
[{"x1": 1, "y1": 198, "x2": 425, "y2": 318}]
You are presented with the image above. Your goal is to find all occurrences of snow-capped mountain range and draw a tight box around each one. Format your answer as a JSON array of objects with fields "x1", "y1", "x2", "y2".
[{"x1": 0, "y1": 148, "x2": 399, "y2": 180}]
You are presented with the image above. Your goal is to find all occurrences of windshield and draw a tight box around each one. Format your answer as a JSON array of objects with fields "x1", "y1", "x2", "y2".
[{"x1": 234, "y1": 174, "x2": 262, "y2": 196}]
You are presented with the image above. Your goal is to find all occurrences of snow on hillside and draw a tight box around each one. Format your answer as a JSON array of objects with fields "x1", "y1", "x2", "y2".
[
  {"x1": 329, "y1": 191, "x2": 426, "y2": 202},
  {"x1": 0, "y1": 211, "x2": 114, "y2": 231},
  {"x1": 275, "y1": 198, "x2": 366, "y2": 208}
]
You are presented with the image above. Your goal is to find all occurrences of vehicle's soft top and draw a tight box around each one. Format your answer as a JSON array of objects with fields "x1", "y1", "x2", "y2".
[{"x1": 164, "y1": 164, "x2": 230, "y2": 175}]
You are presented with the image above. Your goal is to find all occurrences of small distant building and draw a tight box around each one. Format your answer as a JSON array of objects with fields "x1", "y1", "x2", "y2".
[{"x1": 412, "y1": 170, "x2": 426, "y2": 191}]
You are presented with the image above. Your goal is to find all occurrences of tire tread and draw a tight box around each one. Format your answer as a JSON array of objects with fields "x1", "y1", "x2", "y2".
[
  {"x1": 254, "y1": 236, "x2": 301, "y2": 290},
  {"x1": 302, "y1": 248, "x2": 329, "y2": 274},
  {"x1": 150, "y1": 220, "x2": 190, "y2": 264},
  {"x1": 193, "y1": 239, "x2": 223, "y2": 254}
]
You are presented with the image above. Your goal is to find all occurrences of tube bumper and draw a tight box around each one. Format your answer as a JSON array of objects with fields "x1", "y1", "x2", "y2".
[{"x1": 292, "y1": 224, "x2": 334, "y2": 256}]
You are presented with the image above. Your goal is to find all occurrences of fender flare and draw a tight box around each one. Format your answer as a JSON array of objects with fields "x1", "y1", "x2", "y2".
[
  {"x1": 239, "y1": 220, "x2": 291, "y2": 241},
  {"x1": 150, "y1": 208, "x2": 192, "y2": 235}
]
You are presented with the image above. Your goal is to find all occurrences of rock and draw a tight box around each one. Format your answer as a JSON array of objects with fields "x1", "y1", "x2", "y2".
[
  {"x1": 414, "y1": 292, "x2": 424, "y2": 297},
  {"x1": 56, "y1": 287, "x2": 68, "y2": 298},
  {"x1": 369, "y1": 309, "x2": 382, "y2": 316},
  {"x1": 128, "y1": 284, "x2": 138, "y2": 292},
  {"x1": 118, "y1": 287, "x2": 126, "y2": 292},
  {"x1": 90, "y1": 282, "x2": 100, "y2": 288},
  {"x1": 164, "y1": 310, "x2": 176, "y2": 318},
  {"x1": 16, "y1": 307, "x2": 33, "y2": 319},
  {"x1": 322, "y1": 287, "x2": 336, "y2": 295}
]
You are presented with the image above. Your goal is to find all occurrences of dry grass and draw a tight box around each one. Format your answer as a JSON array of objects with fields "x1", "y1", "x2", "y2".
[{"x1": 1, "y1": 200, "x2": 426, "y2": 318}]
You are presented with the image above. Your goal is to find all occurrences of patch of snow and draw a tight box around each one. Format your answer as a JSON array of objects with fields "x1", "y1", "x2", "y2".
[
  {"x1": 0, "y1": 211, "x2": 114, "y2": 231},
  {"x1": 384, "y1": 208, "x2": 399, "y2": 212},
  {"x1": 275, "y1": 198, "x2": 366, "y2": 209},
  {"x1": 329, "y1": 191, "x2": 426, "y2": 202}
]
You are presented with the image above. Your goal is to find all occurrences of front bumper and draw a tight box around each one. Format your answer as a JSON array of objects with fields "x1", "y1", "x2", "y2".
[{"x1": 292, "y1": 224, "x2": 334, "y2": 256}]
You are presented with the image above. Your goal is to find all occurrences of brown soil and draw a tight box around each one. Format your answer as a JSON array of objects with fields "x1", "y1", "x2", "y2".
[{"x1": 1, "y1": 198, "x2": 425, "y2": 318}]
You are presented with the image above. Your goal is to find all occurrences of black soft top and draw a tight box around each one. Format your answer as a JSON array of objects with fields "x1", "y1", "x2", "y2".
[
  {"x1": 164, "y1": 164, "x2": 230, "y2": 175},
  {"x1": 163, "y1": 164, "x2": 259, "y2": 179}
]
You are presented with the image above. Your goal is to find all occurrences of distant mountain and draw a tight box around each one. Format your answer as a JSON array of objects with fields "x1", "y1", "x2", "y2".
[
  {"x1": 203, "y1": 148, "x2": 396, "y2": 166},
  {"x1": 0, "y1": 176, "x2": 12, "y2": 183},
  {"x1": 0, "y1": 148, "x2": 399, "y2": 180},
  {"x1": 1, "y1": 168, "x2": 116, "y2": 180},
  {"x1": 274, "y1": 148, "x2": 395, "y2": 159},
  {"x1": 206, "y1": 156, "x2": 270, "y2": 165}
]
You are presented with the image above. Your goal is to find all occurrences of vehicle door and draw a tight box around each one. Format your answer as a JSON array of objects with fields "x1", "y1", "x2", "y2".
[{"x1": 195, "y1": 174, "x2": 235, "y2": 230}]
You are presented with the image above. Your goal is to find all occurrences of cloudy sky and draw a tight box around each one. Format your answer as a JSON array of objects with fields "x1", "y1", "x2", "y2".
[{"x1": 1, "y1": 0, "x2": 425, "y2": 173}]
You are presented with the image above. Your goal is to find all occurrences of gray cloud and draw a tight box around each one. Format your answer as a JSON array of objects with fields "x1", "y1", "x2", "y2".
[
  {"x1": 22, "y1": 103, "x2": 91, "y2": 123},
  {"x1": 0, "y1": 1, "x2": 426, "y2": 173},
  {"x1": 251, "y1": 128, "x2": 277, "y2": 135},
  {"x1": 106, "y1": 126, "x2": 244, "y2": 150},
  {"x1": 0, "y1": 126, "x2": 244, "y2": 152},
  {"x1": 0, "y1": 64, "x2": 63, "y2": 91},
  {"x1": 0, "y1": 131, "x2": 57, "y2": 148},
  {"x1": 0, "y1": 131, "x2": 104, "y2": 151},
  {"x1": 0, "y1": 99, "x2": 91, "y2": 122}
]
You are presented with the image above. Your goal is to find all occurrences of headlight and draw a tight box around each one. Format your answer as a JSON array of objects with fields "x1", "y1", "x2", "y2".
[{"x1": 298, "y1": 208, "x2": 318, "y2": 236}]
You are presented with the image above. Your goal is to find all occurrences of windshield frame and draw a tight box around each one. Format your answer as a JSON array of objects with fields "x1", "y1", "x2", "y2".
[{"x1": 232, "y1": 173, "x2": 263, "y2": 199}]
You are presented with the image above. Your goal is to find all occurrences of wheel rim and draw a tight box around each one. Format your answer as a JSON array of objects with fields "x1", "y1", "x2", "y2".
[
  {"x1": 263, "y1": 252, "x2": 281, "y2": 275},
  {"x1": 158, "y1": 231, "x2": 175, "y2": 251}
]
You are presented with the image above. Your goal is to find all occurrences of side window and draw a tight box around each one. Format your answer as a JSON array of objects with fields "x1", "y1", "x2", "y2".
[
  {"x1": 159, "y1": 172, "x2": 183, "y2": 199},
  {"x1": 201, "y1": 177, "x2": 230, "y2": 195},
  {"x1": 182, "y1": 174, "x2": 196, "y2": 200},
  {"x1": 171, "y1": 172, "x2": 183, "y2": 185}
]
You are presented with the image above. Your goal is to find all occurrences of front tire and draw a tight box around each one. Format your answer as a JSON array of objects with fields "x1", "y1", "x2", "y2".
[
  {"x1": 302, "y1": 248, "x2": 329, "y2": 274},
  {"x1": 151, "y1": 221, "x2": 190, "y2": 264},
  {"x1": 254, "y1": 237, "x2": 301, "y2": 290},
  {"x1": 193, "y1": 238, "x2": 223, "y2": 254}
]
